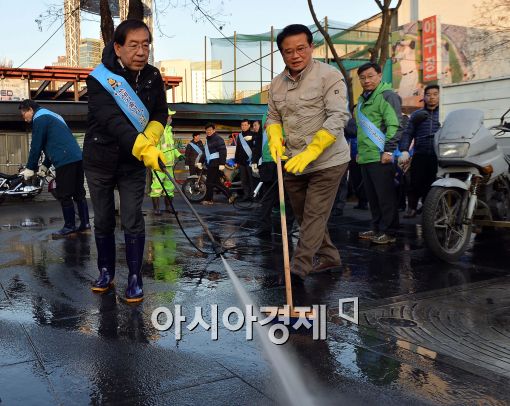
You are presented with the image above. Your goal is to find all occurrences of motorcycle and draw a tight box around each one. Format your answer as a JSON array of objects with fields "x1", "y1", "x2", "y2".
[
  {"x1": 181, "y1": 162, "x2": 255, "y2": 203},
  {"x1": 422, "y1": 107, "x2": 510, "y2": 262},
  {"x1": 0, "y1": 166, "x2": 56, "y2": 204}
]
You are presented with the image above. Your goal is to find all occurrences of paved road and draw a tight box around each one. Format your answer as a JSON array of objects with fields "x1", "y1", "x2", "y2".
[{"x1": 1, "y1": 196, "x2": 509, "y2": 405}]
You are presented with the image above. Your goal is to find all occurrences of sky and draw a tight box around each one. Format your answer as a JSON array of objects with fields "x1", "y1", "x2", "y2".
[{"x1": 0, "y1": 0, "x2": 381, "y2": 69}]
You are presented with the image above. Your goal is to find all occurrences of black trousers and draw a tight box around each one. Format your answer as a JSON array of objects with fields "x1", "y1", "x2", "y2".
[
  {"x1": 238, "y1": 164, "x2": 253, "y2": 197},
  {"x1": 85, "y1": 166, "x2": 146, "y2": 235},
  {"x1": 348, "y1": 160, "x2": 367, "y2": 206},
  {"x1": 204, "y1": 165, "x2": 230, "y2": 202},
  {"x1": 361, "y1": 162, "x2": 399, "y2": 234},
  {"x1": 253, "y1": 179, "x2": 294, "y2": 230},
  {"x1": 55, "y1": 160, "x2": 86, "y2": 208},
  {"x1": 408, "y1": 153, "x2": 438, "y2": 210}
]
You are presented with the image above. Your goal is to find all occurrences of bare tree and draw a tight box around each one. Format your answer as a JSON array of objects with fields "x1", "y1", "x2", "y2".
[
  {"x1": 308, "y1": 0, "x2": 402, "y2": 110},
  {"x1": 369, "y1": 0, "x2": 403, "y2": 67},
  {"x1": 471, "y1": 0, "x2": 510, "y2": 56},
  {"x1": 99, "y1": 0, "x2": 115, "y2": 45},
  {"x1": 307, "y1": 0, "x2": 353, "y2": 109},
  {"x1": 127, "y1": 0, "x2": 144, "y2": 20}
]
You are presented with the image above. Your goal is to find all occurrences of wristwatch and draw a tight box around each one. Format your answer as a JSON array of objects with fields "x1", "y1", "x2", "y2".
[{"x1": 384, "y1": 152, "x2": 393, "y2": 156}]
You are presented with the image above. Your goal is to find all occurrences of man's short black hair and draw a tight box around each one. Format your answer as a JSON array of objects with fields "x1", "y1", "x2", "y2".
[
  {"x1": 192, "y1": 132, "x2": 200, "y2": 138},
  {"x1": 276, "y1": 24, "x2": 313, "y2": 51},
  {"x1": 205, "y1": 122, "x2": 215, "y2": 130},
  {"x1": 114, "y1": 19, "x2": 152, "y2": 46},
  {"x1": 241, "y1": 118, "x2": 250, "y2": 124},
  {"x1": 424, "y1": 84, "x2": 440, "y2": 94},
  {"x1": 18, "y1": 99, "x2": 40, "y2": 112},
  {"x1": 357, "y1": 62, "x2": 382, "y2": 76}
]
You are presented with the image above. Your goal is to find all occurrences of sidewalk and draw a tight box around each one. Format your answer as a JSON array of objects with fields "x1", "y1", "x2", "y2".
[{"x1": 1, "y1": 197, "x2": 509, "y2": 405}]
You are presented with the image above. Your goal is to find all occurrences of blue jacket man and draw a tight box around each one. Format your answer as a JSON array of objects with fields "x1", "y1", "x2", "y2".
[
  {"x1": 398, "y1": 84, "x2": 441, "y2": 218},
  {"x1": 19, "y1": 100, "x2": 90, "y2": 237}
]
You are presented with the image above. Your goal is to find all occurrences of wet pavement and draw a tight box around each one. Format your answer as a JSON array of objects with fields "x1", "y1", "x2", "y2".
[{"x1": 1, "y1": 195, "x2": 510, "y2": 405}]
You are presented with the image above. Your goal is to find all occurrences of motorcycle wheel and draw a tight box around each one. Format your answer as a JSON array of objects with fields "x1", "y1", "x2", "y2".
[
  {"x1": 422, "y1": 186, "x2": 472, "y2": 262},
  {"x1": 182, "y1": 178, "x2": 207, "y2": 202}
]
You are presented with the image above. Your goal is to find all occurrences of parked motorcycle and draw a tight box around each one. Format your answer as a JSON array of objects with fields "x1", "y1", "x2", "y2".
[
  {"x1": 0, "y1": 166, "x2": 56, "y2": 204},
  {"x1": 422, "y1": 108, "x2": 510, "y2": 262},
  {"x1": 181, "y1": 164, "x2": 248, "y2": 203}
]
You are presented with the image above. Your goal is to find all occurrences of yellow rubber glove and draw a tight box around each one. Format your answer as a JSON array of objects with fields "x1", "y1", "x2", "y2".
[
  {"x1": 143, "y1": 121, "x2": 165, "y2": 145},
  {"x1": 284, "y1": 128, "x2": 336, "y2": 174},
  {"x1": 132, "y1": 134, "x2": 166, "y2": 172},
  {"x1": 266, "y1": 123, "x2": 288, "y2": 162}
]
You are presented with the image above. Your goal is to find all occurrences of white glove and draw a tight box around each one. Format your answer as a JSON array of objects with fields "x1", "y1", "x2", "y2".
[
  {"x1": 37, "y1": 165, "x2": 48, "y2": 177},
  {"x1": 21, "y1": 168, "x2": 35, "y2": 180},
  {"x1": 398, "y1": 151, "x2": 410, "y2": 166},
  {"x1": 184, "y1": 165, "x2": 189, "y2": 170},
  {"x1": 219, "y1": 165, "x2": 225, "y2": 171},
  {"x1": 250, "y1": 163, "x2": 258, "y2": 171},
  {"x1": 195, "y1": 162, "x2": 203, "y2": 169},
  {"x1": 244, "y1": 135, "x2": 253, "y2": 141}
]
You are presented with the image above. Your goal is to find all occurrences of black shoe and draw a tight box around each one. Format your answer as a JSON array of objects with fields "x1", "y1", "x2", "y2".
[{"x1": 290, "y1": 265, "x2": 307, "y2": 282}]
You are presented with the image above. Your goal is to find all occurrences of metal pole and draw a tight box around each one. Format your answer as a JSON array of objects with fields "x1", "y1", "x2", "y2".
[
  {"x1": 259, "y1": 41, "x2": 263, "y2": 94},
  {"x1": 270, "y1": 26, "x2": 274, "y2": 79},
  {"x1": 204, "y1": 36, "x2": 207, "y2": 103},
  {"x1": 233, "y1": 31, "x2": 237, "y2": 102},
  {"x1": 325, "y1": 16, "x2": 329, "y2": 64}
]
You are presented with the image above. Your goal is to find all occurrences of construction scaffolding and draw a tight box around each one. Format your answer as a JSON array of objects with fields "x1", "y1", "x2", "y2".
[
  {"x1": 208, "y1": 19, "x2": 380, "y2": 103},
  {"x1": 64, "y1": 0, "x2": 153, "y2": 67}
]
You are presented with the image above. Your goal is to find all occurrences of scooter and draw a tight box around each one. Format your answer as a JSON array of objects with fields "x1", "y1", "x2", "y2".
[{"x1": 422, "y1": 107, "x2": 510, "y2": 262}]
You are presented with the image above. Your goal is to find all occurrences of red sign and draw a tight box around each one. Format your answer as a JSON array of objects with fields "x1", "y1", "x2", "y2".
[{"x1": 422, "y1": 16, "x2": 438, "y2": 82}]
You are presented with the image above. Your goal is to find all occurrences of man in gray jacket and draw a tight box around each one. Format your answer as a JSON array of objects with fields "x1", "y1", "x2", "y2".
[{"x1": 266, "y1": 24, "x2": 350, "y2": 280}]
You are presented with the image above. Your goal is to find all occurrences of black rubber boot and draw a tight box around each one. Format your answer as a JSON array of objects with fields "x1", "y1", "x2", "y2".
[
  {"x1": 125, "y1": 233, "x2": 145, "y2": 303},
  {"x1": 76, "y1": 199, "x2": 91, "y2": 232},
  {"x1": 52, "y1": 204, "x2": 77, "y2": 238},
  {"x1": 91, "y1": 233, "x2": 116, "y2": 292}
]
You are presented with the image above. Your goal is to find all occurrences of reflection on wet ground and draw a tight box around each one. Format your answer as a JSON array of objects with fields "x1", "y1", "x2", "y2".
[{"x1": 1, "y1": 198, "x2": 510, "y2": 405}]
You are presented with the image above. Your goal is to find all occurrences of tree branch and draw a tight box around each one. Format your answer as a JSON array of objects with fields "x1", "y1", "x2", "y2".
[{"x1": 307, "y1": 0, "x2": 353, "y2": 110}]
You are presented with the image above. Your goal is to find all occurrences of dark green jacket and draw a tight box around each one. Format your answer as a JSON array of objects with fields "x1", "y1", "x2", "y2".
[{"x1": 355, "y1": 82, "x2": 402, "y2": 164}]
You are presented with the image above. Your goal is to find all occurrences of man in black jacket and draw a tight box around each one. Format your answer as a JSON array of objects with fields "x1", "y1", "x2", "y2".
[
  {"x1": 234, "y1": 119, "x2": 254, "y2": 202},
  {"x1": 184, "y1": 132, "x2": 204, "y2": 176},
  {"x1": 197, "y1": 123, "x2": 230, "y2": 205},
  {"x1": 83, "y1": 19, "x2": 168, "y2": 303},
  {"x1": 398, "y1": 85, "x2": 440, "y2": 218}
]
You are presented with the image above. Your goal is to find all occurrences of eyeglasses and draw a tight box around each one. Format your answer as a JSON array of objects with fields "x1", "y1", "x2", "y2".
[
  {"x1": 125, "y1": 42, "x2": 150, "y2": 52},
  {"x1": 359, "y1": 74, "x2": 379, "y2": 82},
  {"x1": 282, "y1": 46, "x2": 310, "y2": 57}
]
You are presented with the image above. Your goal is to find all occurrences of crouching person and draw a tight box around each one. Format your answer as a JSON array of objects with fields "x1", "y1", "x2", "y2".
[{"x1": 19, "y1": 100, "x2": 90, "y2": 238}]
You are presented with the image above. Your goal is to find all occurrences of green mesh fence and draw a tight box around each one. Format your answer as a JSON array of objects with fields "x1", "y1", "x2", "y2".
[{"x1": 209, "y1": 19, "x2": 379, "y2": 102}]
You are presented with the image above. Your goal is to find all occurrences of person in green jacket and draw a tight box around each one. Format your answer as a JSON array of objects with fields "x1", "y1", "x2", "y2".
[
  {"x1": 355, "y1": 62, "x2": 402, "y2": 244},
  {"x1": 150, "y1": 110, "x2": 183, "y2": 215}
]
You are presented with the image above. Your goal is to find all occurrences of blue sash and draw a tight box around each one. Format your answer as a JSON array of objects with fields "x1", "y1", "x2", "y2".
[
  {"x1": 259, "y1": 130, "x2": 268, "y2": 165},
  {"x1": 33, "y1": 109, "x2": 67, "y2": 126},
  {"x1": 357, "y1": 102, "x2": 385, "y2": 153},
  {"x1": 238, "y1": 133, "x2": 252, "y2": 163},
  {"x1": 189, "y1": 142, "x2": 202, "y2": 154},
  {"x1": 89, "y1": 64, "x2": 149, "y2": 132},
  {"x1": 204, "y1": 141, "x2": 219, "y2": 164}
]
